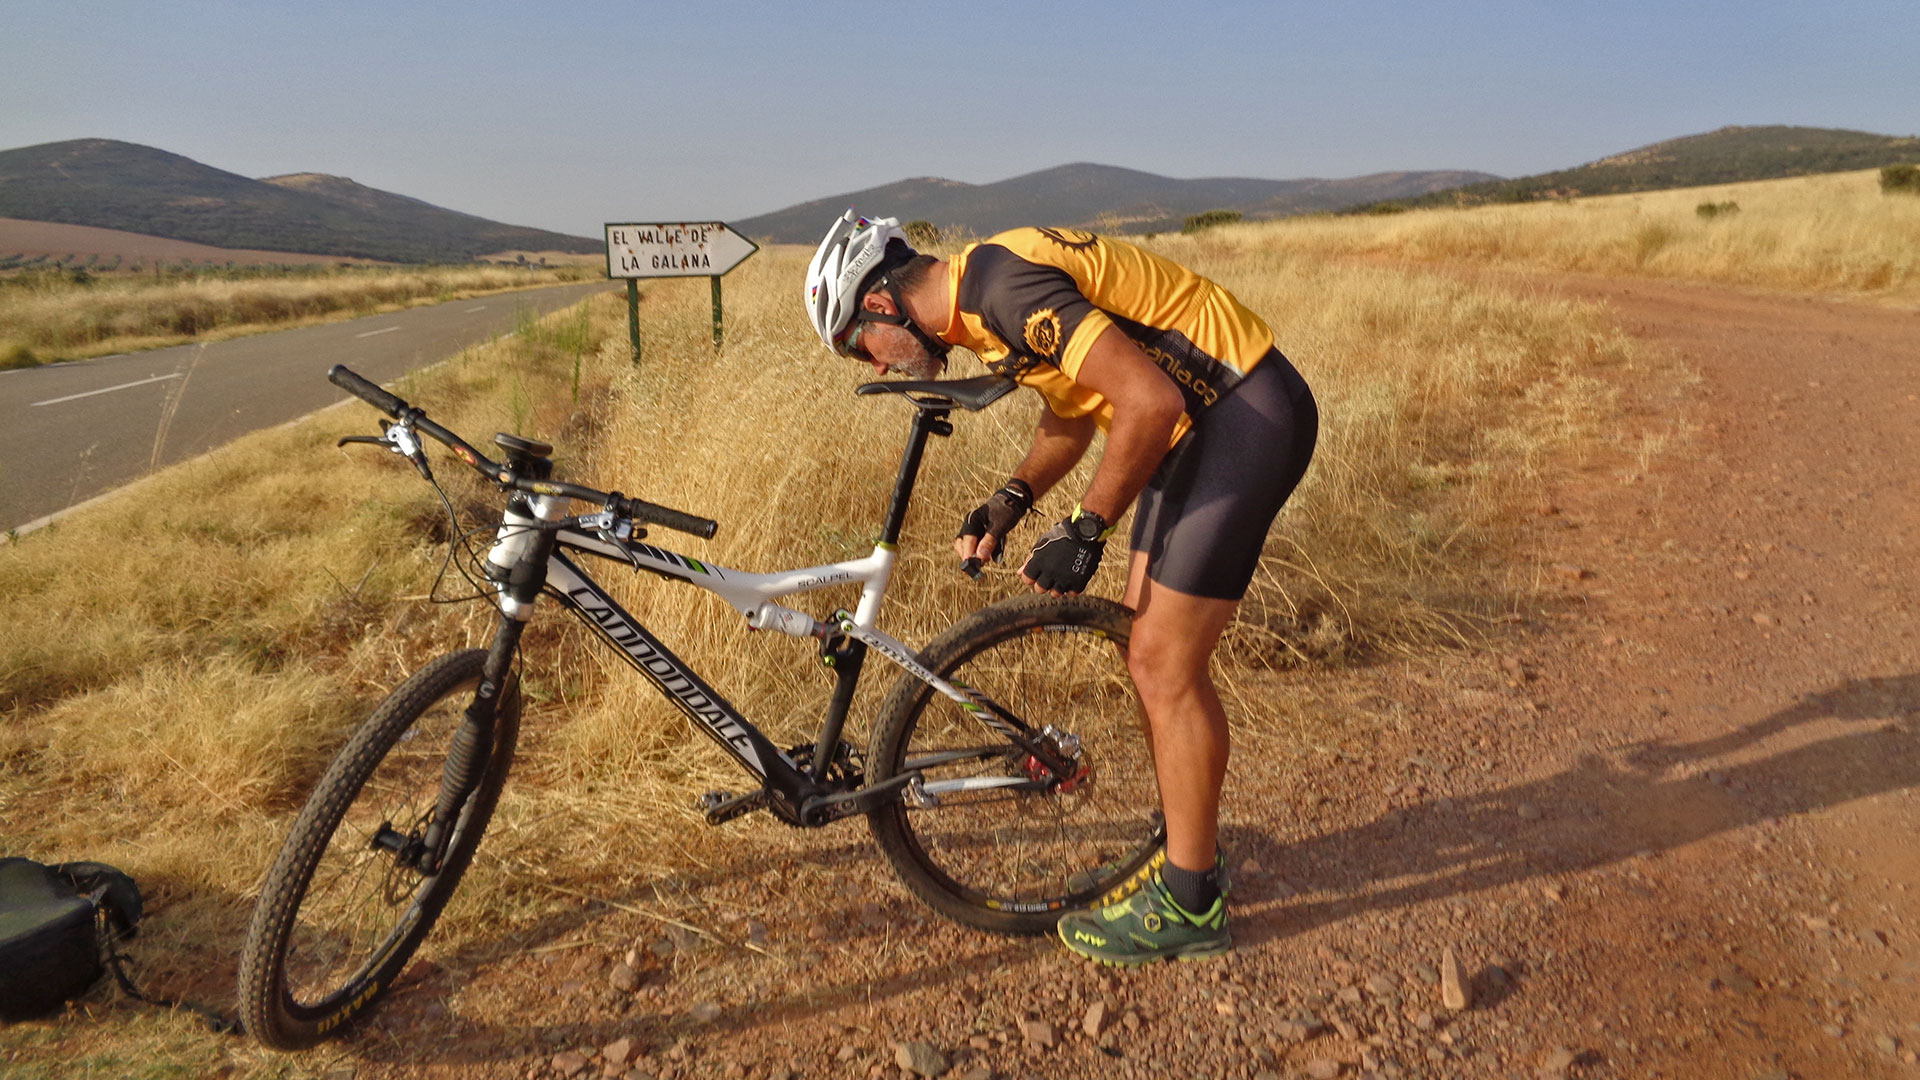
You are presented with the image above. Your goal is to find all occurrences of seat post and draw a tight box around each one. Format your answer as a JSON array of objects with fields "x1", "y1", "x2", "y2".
[{"x1": 877, "y1": 404, "x2": 952, "y2": 546}]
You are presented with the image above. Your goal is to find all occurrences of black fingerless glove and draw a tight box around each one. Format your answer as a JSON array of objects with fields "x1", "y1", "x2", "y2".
[
  {"x1": 957, "y1": 477, "x2": 1035, "y2": 562},
  {"x1": 1023, "y1": 507, "x2": 1111, "y2": 593}
]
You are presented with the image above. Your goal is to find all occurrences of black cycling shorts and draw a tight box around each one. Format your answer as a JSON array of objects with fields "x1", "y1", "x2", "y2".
[{"x1": 1130, "y1": 349, "x2": 1318, "y2": 601}]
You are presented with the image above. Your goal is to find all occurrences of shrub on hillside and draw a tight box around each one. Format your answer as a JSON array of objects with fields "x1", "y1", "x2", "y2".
[
  {"x1": 1182, "y1": 209, "x2": 1243, "y2": 234},
  {"x1": 903, "y1": 220, "x2": 943, "y2": 247},
  {"x1": 1695, "y1": 200, "x2": 1740, "y2": 220},
  {"x1": 1882, "y1": 164, "x2": 1920, "y2": 194}
]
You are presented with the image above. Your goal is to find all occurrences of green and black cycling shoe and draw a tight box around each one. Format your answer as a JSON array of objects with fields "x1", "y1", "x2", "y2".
[
  {"x1": 1069, "y1": 844, "x2": 1230, "y2": 909},
  {"x1": 1057, "y1": 869, "x2": 1231, "y2": 967}
]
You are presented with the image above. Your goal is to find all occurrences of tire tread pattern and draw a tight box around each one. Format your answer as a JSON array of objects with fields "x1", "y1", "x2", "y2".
[{"x1": 238, "y1": 650, "x2": 517, "y2": 1049}]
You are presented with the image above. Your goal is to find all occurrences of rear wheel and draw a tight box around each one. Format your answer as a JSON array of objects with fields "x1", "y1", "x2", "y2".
[
  {"x1": 238, "y1": 650, "x2": 518, "y2": 1049},
  {"x1": 867, "y1": 594, "x2": 1164, "y2": 935}
]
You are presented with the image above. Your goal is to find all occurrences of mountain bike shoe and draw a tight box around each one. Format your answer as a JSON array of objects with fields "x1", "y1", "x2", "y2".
[
  {"x1": 1056, "y1": 870, "x2": 1231, "y2": 966},
  {"x1": 1068, "y1": 844, "x2": 1230, "y2": 909}
]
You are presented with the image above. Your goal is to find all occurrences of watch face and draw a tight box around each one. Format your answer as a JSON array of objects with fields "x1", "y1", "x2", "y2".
[{"x1": 1071, "y1": 513, "x2": 1105, "y2": 541}]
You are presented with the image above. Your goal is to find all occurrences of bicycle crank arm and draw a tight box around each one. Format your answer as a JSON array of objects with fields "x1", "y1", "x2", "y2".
[
  {"x1": 700, "y1": 788, "x2": 770, "y2": 825},
  {"x1": 796, "y1": 771, "x2": 932, "y2": 825}
]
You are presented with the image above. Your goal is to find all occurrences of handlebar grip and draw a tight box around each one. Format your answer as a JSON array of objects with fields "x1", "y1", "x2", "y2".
[
  {"x1": 960, "y1": 557, "x2": 983, "y2": 580},
  {"x1": 328, "y1": 365, "x2": 409, "y2": 418},
  {"x1": 627, "y1": 498, "x2": 719, "y2": 540}
]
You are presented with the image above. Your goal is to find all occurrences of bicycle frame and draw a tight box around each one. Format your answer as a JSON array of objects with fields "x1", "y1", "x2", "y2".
[{"x1": 470, "y1": 396, "x2": 1068, "y2": 832}]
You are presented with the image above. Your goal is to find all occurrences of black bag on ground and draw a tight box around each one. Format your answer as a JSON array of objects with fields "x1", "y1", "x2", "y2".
[{"x1": 0, "y1": 858, "x2": 143, "y2": 1020}]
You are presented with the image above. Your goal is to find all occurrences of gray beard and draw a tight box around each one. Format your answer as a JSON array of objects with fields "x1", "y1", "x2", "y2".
[{"x1": 892, "y1": 348, "x2": 946, "y2": 381}]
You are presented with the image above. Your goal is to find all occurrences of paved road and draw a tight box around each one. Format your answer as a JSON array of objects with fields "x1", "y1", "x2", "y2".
[{"x1": 0, "y1": 281, "x2": 613, "y2": 533}]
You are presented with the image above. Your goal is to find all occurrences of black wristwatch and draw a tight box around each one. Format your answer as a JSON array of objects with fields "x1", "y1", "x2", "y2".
[{"x1": 1067, "y1": 507, "x2": 1112, "y2": 543}]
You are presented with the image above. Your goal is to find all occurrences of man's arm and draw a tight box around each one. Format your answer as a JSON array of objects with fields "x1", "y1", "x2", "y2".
[
  {"x1": 957, "y1": 405, "x2": 1096, "y2": 565},
  {"x1": 1012, "y1": 406, "x2": 1098, "y2": 500},
  {"x1": 1065, "y1": 324, "x2": 1184, "y2": 525}
]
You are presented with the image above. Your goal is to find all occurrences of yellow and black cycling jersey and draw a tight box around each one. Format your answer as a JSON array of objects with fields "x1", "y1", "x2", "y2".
[{"x1": 937, "y1": 227, "x2": 1276, "y2": 447}]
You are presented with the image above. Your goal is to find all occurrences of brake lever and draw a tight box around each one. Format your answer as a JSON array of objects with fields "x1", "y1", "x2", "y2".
[
  {"x1": 576, "y1": 510, "x2": 645, "y2": 569},
  {"x1": 337, "y1": 435, "x2": 389, "y2": 448},
  {"x1": 383, "y1": 418, "x2": 432, "y2": 481}
]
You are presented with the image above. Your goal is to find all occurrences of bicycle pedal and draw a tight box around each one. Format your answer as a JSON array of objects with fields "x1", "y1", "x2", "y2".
[{"x1": 700, "y1": 789, "x2": 769, "y2": 825}]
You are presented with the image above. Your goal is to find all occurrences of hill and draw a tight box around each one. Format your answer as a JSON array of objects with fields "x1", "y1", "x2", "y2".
[
  {"x1": 0, "y1": 217, "x2": 383, "y2": 267},
  {"x1": 732, "y1": 162, "x2": 1498, "y2": 243},
  {"x1": 1354, "y1": 125, "x2": 1920, "y2": 212},
  {"x1": 0, "y1": 138, "x2": 600, "y2": 263}
]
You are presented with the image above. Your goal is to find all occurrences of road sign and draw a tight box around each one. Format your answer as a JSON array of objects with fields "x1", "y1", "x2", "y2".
[
  {"x1": 604, "y1": 222, "x2": 758, "y2": 279},
  {"x1": 605, "y1": 221, "x2": 761, "y2": 356}
]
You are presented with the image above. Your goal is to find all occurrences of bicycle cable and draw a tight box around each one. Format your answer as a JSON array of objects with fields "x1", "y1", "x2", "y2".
[{"x1": 420, "y1": 471, "x2": 508, "y2": 613}]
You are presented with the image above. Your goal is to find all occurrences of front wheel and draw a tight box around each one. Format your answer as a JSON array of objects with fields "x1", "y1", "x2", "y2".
[
  {"x1": 238, "y1": 649, "x2": 519, "y2": 1049},
  {"x1": 867, "y1": 594, "x2": 1164, "y2": 935}
]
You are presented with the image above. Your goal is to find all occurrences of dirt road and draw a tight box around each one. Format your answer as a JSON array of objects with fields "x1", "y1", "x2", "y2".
[{"x1": 314, "y1": 274, "x2": 1918, "y2": 1080}]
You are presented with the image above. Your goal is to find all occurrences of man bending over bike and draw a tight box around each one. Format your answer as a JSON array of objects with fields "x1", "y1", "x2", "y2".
[{"x1": 804, "y1": 212, "x2": 1317, "y2": 964}]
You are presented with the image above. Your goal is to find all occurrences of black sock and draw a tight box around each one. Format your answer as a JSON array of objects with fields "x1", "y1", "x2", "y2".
[{"x1": 1160, "y1": 858, "x2": 1221, "y2": 914}]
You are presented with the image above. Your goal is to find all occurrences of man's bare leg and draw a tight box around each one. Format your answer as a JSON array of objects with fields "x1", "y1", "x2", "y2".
[
  {"x1": 1052, "y1": 553, "x2": 1239, "y2": 963},
  {"x1": 1122, "y1": 551, "x2": 1239, "y2": 875}
]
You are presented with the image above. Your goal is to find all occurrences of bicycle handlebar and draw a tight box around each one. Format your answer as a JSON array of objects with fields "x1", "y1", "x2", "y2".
[
  {"x1": 327, "y1": 365, "x2": 409, "y2": 421},
  {"x1": 327, "y1": 365, "x2": 719, "y2": 541}
]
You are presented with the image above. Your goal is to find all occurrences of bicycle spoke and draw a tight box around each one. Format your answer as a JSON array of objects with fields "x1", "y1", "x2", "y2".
[{"x1": 877, "y1": 605, "x2": 1159, "y2": 925}]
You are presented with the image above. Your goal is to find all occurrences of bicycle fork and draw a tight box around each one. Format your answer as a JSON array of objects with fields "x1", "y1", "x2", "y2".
[
  {"x1": 400, "y1": 509, "x2": 552, "y2": 875},
  {"x1": 380, "y1": 618, "x2": 520, "y2": 876}
]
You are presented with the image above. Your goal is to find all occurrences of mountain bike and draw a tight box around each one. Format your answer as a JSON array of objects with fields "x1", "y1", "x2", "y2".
[{"x1": 236, "y1": 364, "x2": 1162, "y2": 1049}]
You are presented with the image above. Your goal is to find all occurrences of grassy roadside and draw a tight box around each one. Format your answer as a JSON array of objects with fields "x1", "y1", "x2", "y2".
[
  {"x1": 1237, "y1": 168, "x2": 1920, "y2": 302},
  {"x1": 0, "y1": 263, "x2": 598, "y2": 369}
]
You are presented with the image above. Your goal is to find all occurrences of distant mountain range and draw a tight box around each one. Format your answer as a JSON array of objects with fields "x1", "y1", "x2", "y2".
[
  {"x1": 1350, "y1": 125, "x2": 1920, "y2": 212},
  {"x1": 731, "y1": 163, "x2": 1498, "y2": 243},
  {"x1": 0, "y1": 139, "x2": 600, "y2": 263},
  {"x1": 3, "y1": 126, "x2": 1914, "y2": 265}
]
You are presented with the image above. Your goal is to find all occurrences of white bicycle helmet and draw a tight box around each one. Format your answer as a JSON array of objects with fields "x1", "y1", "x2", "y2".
[{"x1": 804, "y1": 209, "x2": 910, "y2": 352}]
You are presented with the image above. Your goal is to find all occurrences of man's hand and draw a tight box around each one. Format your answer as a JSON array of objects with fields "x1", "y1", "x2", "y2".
[
  {"x1": 1021, "y1": 509, "x2": 1110, "y2": 594},
  {"x1": 955, "y1": 478, "x2": 1034, "y2": 569}
]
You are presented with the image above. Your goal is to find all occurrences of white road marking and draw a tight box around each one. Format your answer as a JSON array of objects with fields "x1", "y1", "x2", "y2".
[
  {"x1": 355, "y1": 326, "x2": 401, "y2": 339},
  {"x1": 465, "y1": 305, "x2": 487, "y2": 312},
  {"x1": 31, "y1": 373, "x2": 182, "y2": 407}
]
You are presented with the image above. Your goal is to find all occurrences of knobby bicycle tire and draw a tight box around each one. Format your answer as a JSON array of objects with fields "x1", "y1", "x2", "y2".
[
  {"x1": 867, "y1": 594, "x2": 1165, "y2": 935},
  {"x1": 238, "y1": 649, "x2": 519, "y2": 1049}
]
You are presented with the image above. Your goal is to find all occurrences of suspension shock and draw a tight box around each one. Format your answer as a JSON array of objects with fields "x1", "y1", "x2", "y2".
[{"x1": 416, "y1": 687, "x2": 497, "y2": 874}]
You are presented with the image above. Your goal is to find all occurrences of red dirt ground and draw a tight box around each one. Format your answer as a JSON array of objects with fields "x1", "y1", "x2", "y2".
[{"x1": 314, "y1": 272, "x2": 1920, "y2": 1080}]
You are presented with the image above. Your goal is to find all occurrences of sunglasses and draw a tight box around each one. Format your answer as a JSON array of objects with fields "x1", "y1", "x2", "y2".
[{"x1": 837, "y1": 320, "x2": 872, "y2": 363}]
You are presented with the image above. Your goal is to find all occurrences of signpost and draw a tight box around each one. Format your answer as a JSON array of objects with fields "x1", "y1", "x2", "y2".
[{"x1": 605, "y1": 222, "x2": 760, "y2": 361}]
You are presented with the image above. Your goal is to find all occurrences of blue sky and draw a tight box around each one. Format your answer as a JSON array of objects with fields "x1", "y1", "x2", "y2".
[{"x1": 3, "y1": 1, "x2": 1915, "y2": 238}]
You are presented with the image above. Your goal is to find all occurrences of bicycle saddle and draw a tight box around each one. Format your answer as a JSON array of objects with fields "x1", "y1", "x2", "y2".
[{"x1": 855, "y1": 374, "x2": 1018, "y2": 412}]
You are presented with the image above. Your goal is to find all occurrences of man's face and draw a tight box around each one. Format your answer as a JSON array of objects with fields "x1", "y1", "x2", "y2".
[
  {"x1": 853, "y1": 321, "x2": 945, "y2": 380},
  {"x1": 843, "y1": 289, "x2": 944, "y2": 380}
]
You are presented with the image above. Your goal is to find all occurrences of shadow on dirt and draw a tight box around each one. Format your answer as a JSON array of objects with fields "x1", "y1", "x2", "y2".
[
  {"x1": 66, "y1": 674, "x2": 1919, "y2": 1070},
  {"x1": 1230, "y1": 671, "x2": 1920, "y2": 952}
]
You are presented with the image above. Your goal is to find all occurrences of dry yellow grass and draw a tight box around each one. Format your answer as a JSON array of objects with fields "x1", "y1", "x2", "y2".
[
  {"x1": 2, "y1": 227, "x2": 1653, "y2": 1075},
  {"x1": 0, "y1": 263, "x2": 595, "y2": 368},
  {"x1": 1235, "y1": 168, "x2": 1920, "y2": 300}
]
